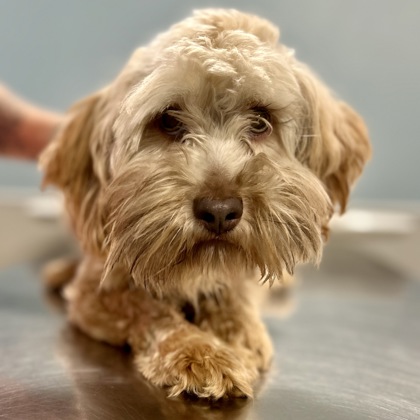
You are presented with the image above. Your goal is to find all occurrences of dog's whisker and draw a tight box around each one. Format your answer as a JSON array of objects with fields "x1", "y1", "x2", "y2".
[
  {"x1": 240, "y1": 137, "x2": 256, "y2": 155},
  {"x1": 260, "y1": 218, "x2": 287, "y2": 225}
]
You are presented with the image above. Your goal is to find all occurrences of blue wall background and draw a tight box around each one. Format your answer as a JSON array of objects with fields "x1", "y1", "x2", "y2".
[{"x1": 1, "y1": 0, "x2": 419, "y2": 202}]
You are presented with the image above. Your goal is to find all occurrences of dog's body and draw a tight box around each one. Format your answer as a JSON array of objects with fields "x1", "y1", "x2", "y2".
[{"x1": 40, "y1": 9, "x2": 370, "y2": 399}]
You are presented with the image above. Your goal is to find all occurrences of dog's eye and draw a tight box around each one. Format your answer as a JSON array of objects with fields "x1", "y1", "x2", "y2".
[
  {"x1": 249, "y1": 108, "x2": 272, "y2": 138},
  {"x1": 159, "y1": 111, "x2": 185, "y2": 137}
]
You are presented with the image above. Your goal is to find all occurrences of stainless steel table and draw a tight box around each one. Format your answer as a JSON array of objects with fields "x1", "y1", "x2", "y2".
[{"x1": 1, "y1": 195, "x2": 419, "y2": 419}]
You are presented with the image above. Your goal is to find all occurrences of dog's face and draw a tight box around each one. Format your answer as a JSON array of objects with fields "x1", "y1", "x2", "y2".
[{"x1": 41, "y1": 10, "x2": 371, "y2": 298}]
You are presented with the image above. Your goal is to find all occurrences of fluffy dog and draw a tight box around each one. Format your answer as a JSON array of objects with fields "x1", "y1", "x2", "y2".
[{"x1": 40, "y1": 9, "x2": 371, "y2": 399}]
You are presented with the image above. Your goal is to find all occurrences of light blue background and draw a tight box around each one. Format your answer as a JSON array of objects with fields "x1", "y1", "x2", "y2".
[{"x1": 1, "y1": 1, "x2": 419, "y2": 201}]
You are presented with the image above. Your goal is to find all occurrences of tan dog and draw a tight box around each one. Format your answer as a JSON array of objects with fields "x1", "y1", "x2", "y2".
[{"x1": 40, "y1": 9, "x2": 371, "y2": 399}]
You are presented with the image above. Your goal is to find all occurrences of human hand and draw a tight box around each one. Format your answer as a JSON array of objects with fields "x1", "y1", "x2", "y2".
[{"x1": 0, "y1": 84, "x2": 63, "y2": 160}]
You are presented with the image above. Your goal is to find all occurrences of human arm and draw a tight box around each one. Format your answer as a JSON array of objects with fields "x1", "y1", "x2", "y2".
[{"x1": 0, "y1": 84, "x2": 63, "y2": 160}]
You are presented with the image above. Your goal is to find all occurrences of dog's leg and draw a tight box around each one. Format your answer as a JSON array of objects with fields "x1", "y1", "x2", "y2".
[
  {"x1": 64, "y1": 257, "x2": 257, "y2": 399},
  {"x1": 196, "y1": 282, "x2": 274, "y2": 374},
  {"x1": 42, "y1": 257, "x2": 79, "y2": 290}
]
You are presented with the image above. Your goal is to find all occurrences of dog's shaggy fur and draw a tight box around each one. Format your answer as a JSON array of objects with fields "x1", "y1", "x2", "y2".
[{"x1": 40, "y1": 9, "x2": 371, "y2": 399}]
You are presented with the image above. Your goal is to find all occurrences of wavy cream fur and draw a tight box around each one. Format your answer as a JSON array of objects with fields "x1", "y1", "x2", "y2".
[{"x1": 40, "y1": 9, "x2": 371, "y2": 399}]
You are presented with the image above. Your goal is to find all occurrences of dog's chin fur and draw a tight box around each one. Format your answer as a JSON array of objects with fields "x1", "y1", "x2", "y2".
[{"x1": 39, "y1": 8, "x2": 371, "y2": 399}]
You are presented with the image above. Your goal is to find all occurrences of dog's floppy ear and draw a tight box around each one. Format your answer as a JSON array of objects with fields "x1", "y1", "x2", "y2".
[
  {"x1": 293, "y1": 64, "x2": 371, "y2": 213},
  {"x1": 40, "y1": 91, "x2": 110, "y2": 254}
]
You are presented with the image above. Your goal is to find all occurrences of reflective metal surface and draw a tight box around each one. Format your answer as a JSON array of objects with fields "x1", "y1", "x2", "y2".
[{"x1": 1, "y1": 196, "x2": 420, "y2": 419}]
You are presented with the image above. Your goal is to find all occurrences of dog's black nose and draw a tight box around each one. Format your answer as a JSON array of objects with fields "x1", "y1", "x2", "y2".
[{"x1": 193, "y1": 197, "x2": 243, "y2": 234}]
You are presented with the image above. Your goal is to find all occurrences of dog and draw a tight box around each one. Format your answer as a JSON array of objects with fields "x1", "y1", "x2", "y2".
[{"x1": 39, "y1": 9, "x2": 371, "y2": 399}]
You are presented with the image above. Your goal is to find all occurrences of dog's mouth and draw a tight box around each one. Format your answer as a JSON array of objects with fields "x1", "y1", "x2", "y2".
[
  {"x1": 162, "y1": 236, "x2": 247, "y2": 277},
  {"x1": 189, "y1": 237, "x2": 247, "y2": 267},
  {"x1": 194, "y1": 236, "x2": 239, "y2": 250}
]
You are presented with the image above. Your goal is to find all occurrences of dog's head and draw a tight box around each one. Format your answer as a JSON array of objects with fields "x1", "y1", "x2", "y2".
[{"x1": 40, "y1": 9, "x2": 371, "y2": 298}]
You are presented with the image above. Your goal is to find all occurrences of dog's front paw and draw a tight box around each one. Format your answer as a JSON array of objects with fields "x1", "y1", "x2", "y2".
[
  {"x1": 241, "y1": 323, "x2": 274, "y2": 373},
  {"x1": 136, "y1": 335, "x2": 256, "y2": 399}
]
